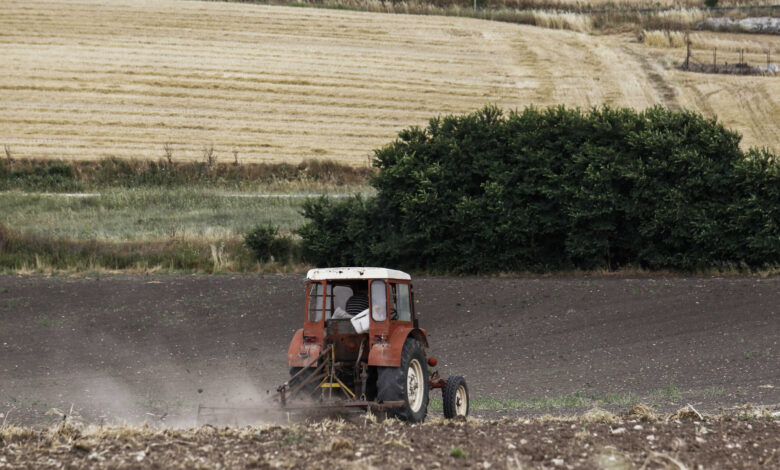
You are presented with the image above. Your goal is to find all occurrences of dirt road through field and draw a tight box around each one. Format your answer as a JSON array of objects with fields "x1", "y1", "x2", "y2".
[{"x1": 0, "y1": 274, "x2": 777, "y2": 427}]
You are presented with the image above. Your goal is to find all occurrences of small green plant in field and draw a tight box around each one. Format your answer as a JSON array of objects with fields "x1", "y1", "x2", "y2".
[
  {"x1": 160, "y1": 312, "x2": 186, "y2": 326},
  {"x1": 744, "y1": 349, "x2": 752, "y2": 358},
  {"x1": 282, "y1": 429, "x2": 304, "y2": 446},
  {"x1": 433, "y1": 393, "x2": 616, "y2": 412},
  {"x1": 450, "y1": 447, "x2": 467, "y2": 458},
  {"x1": 528, "y1": 393, "x2": 587, "y2": 409},
  {"x1": 652, "y1": 383, "x2": 681, "y2": 401},
  {"x1": 138, "y1": 398, "x2": 185, "y2": 412},
  {"x1": 29, "y1": 398, "x2": 47, "y2": 407},
  {"x1": 596, "y1": 392, "x2": 640, "y2": 406},
  {"x1": 704, "y1": 386, "x2": 724, "y2": 398},
  {"x1": 36, "y1": 314, "x2": 52, "y2": 327}
]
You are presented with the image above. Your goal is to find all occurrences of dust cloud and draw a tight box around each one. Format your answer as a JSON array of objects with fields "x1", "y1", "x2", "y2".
[{"x1": 2, "y1": 328, "x2": 287, "y2": 428}]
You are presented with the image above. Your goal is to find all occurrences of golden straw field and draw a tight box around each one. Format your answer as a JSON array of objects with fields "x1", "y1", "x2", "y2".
[{"x1": 1, "y1": 0, "x2": 777, "y2": 164}]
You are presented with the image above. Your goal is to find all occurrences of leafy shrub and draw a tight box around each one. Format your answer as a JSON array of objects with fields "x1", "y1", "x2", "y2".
[
  {"x1": 298, "y1": 105, "x2": 779, "y2": 272},
  {"x1": 298, "y1": 195, "x2": 385, "y2": 266},
  {"x1": 245, "y1": 224, "x2": 299, "y2": 263}
]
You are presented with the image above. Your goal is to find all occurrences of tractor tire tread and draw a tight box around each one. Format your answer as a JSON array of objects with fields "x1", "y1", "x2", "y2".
[
  {"x1": 377, "y1": 338, "x2": 429, "y2": 423},
  {"x1": 443, "y1": 375, "x2": 469, "y2": 419}
]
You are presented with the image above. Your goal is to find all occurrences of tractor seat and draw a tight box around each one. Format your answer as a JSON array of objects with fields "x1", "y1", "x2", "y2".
[{"x1": 345, "y1": 294, "x2": 369, "y2": 316}]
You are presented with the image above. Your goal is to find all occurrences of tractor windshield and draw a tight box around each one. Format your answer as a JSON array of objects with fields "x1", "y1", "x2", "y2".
[
  {"x1": 330, "y1": 281, "x2": 368, "y2": 319},
  {"x1": 309, "y1": 280, "x2": 372, "y2": 321}
]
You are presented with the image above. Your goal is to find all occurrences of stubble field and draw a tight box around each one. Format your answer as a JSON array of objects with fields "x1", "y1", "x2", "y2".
[{"x1": 1, "y1": 0, "x2": 777, "y2": 165}]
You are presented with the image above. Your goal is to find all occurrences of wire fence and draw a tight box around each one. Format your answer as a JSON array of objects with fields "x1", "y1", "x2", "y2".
[{"x1": 682, "y1": 40, "x2": 777, "y2": 76}]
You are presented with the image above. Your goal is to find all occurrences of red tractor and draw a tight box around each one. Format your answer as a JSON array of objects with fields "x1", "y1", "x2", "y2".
[{"x1": 278, "y1": 267, "x2": 469, "y2": 422}]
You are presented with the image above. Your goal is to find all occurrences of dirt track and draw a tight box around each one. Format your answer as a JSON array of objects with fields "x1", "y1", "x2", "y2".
[{"x1": 1, "y1": 274, "x2": 777, "y2": 428}]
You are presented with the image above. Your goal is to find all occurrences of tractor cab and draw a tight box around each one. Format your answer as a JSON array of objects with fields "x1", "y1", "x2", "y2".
[
  {"x1": 282, "y1": 267, "x2": 469, "y2": 423},
  {"x1": 298, "y1": 268, "x2": 416, "y2": 366}
]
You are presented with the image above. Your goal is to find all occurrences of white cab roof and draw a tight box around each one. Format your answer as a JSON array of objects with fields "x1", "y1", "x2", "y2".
[{"x1": 306, "y1": 267, "x2": 411, "y2": 281}]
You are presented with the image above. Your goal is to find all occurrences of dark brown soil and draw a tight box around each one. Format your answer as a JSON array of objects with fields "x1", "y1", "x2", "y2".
[
  {"x1": 0, "y1": 274, "x2": 778, "y2": 428},
  {"x1": 1, "y1": 413, "x2": 778, "y2": 469}
]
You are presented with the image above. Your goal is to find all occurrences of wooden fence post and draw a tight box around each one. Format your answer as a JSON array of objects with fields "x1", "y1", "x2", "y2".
[{"x1": 713, "y1": 48, "x2": 717, "y2": 72}]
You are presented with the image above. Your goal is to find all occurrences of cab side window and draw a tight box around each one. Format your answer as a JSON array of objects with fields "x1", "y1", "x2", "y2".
[
  {"x1": 390, "y1": 283, "x2": 412, "y2": 322},
  {"x1": 308, "y1": 282, "x2": 325, "y2": 322},
  {"x1": 370, "y1": 280, "x2": 387, "y2": 322}
]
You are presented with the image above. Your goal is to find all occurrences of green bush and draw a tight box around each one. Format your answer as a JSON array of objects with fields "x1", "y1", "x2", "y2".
[
  {"x1": 245, "y1": 224, "x2": 299, "y2": 263},
  {"x1": 297, "y1": 105, "x2": 779, "y2": 272}
]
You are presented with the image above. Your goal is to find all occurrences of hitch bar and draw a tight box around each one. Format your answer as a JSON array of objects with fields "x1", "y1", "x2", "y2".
[{"x1": 277, "y1": 344, "x2": 334, "y2": 405}]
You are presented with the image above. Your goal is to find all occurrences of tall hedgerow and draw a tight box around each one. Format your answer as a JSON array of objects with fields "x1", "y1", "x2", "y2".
[{"x1": 298, "y1": 105, "x2": 779, "y2": 272}]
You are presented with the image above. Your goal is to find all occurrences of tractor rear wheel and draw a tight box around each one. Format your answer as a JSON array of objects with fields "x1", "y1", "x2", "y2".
[
  {"x1": 377, "y1": 338, "x2": 429, "y2": 423},
  {"x1": 443, "y1": 376, "x2": 469, "y2": 419}
]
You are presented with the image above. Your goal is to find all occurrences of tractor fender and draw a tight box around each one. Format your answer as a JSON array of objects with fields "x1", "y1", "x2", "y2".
[
  {"x1": 287, "y1": 329, "x2": 322, "y2": 367},
  {"x1": 368, "y1": 327, "x2": 428, "y2": 367}
]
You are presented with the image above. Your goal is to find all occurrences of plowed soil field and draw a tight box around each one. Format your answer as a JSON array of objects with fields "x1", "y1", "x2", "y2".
[
  {"x1": 1, "y1": 274, "x2": 777, "y2": 423},
  {"x1": 1, "y1": 274, "x2": 778, "y2": 468}
]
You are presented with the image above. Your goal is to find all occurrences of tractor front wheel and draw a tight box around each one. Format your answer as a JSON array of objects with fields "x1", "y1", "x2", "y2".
[
  {"x1": 377, "y1": 338, "x2": 429, "y2": 423},
  {"x1": 442, "y1": 375, "x2": 469, "y2": 419}
]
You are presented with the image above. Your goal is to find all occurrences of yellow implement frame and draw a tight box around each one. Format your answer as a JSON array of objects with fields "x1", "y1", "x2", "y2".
[{"x1": 318, "y1": 344, "x2": 356, "y2": 399}]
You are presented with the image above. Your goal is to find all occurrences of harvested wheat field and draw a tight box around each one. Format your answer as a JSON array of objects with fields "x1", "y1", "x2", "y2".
[{"x1": 1, "y1": 0, "x2": 777, "y2": 164}]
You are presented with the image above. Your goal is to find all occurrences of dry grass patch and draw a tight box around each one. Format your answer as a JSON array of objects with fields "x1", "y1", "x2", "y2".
[
  {"x1": 669, "y1": 404, "x2": 705, "y2": 421},
  {"x1": 640, "y1": 30, "x2": 777, "y2": 55},
  {"x1": 639, "y1": 29, "x2": 688, "y2": 48},
  {"x1": 652, "y1": 7, "x2": 707, "y2": 29},
  {"x1": 518, "y1": 10, "x2": 593, "y2": 32},
  {"x1": 581, "y1": 407, "x2": 619, "y2": 423},
  {"x1": 281, "y1": 0, "x2": 766, "y2": 14},
  {"x1": 627, "y1": 403, "x2": 659, "y2": 422}
]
